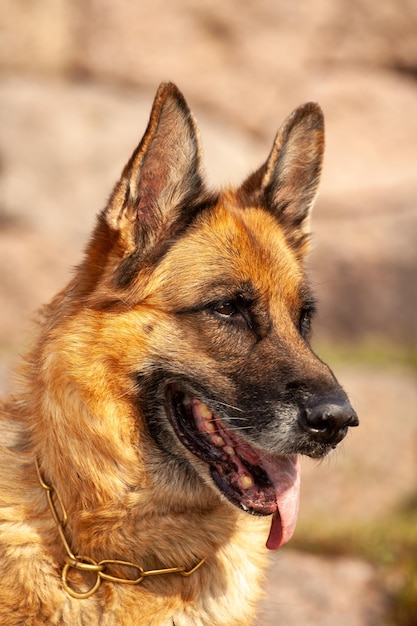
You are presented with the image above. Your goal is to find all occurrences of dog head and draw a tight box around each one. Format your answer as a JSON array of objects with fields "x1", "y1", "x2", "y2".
[{"x1": 42, "y1": 83, "x2": 358, "y2": 550}]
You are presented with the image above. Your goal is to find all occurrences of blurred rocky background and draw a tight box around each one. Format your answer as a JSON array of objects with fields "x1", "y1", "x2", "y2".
[{"x1": 0, "y1": 1, "x2": 416, "y2": 624}]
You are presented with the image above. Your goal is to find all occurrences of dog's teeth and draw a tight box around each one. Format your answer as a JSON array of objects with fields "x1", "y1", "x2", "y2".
[
  {"x1": 224, "y1": 446, "x2": 235, "y2": 456},
  {"x1": 206, "y1": 421, "x2": 216, "y2": 433},
  {"x1": 241, "y1": 474, "x2": 254, "y2": 489},
  {"x1": 197, "y1": 401, "x2": 213, "y2": 420},
  {"x1": 212, "y1": 435, "x2": 225, "y2": 447}
]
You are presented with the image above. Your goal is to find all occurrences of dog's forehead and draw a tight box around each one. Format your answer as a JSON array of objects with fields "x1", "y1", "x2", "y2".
[{"x1": 147, "y1": 200, "x2": 305, "y2": 308}]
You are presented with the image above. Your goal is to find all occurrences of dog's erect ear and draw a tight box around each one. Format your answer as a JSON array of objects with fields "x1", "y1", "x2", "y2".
[
  {"x1": 104, "y1": 82, "x2": 204, "y2": 260},
  {"x1": 241, "y1": 103, "x2": 324, "y2": 251}
]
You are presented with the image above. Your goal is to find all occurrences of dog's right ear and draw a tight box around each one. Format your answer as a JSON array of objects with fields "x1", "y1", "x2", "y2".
[{"x1": 103, "y1": 82, "x2": 204, "y2": 262}]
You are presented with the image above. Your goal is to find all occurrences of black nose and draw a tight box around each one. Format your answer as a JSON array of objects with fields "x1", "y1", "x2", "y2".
[{"x1": 300, "y1": 400, "x2": 359, "y2": 446}]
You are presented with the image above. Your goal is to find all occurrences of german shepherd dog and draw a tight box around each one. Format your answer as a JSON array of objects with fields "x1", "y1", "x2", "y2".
[{"x1": 0, "y1": 83, "x2": 358, "y2": 625}]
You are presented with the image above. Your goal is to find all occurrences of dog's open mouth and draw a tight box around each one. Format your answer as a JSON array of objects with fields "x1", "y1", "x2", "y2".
[{"x1": 166, "y1": 388, "x2": 300, "y2": 550}]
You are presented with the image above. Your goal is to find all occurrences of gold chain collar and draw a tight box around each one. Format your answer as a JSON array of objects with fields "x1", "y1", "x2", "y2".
[{"x1": 35, "y1": 458, "x2": 205, "y2": 599}]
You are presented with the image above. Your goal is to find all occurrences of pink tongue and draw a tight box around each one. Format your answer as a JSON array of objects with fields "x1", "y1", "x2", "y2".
[
  {"x1": 266, "y1": 513, "x2": 283, "y2": 551},
  {"x1": 263, "y1": 455, "x2": 301, "y2": 551}
]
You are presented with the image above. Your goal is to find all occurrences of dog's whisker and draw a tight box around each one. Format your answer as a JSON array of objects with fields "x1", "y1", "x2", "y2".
[
  {"x1": 212, "y1": 412, "x2": 249, "y2": 420},
  {"x1": 214, "y1": 401, "x2": 244, "y2": 413},
  {"x1": 212, "y1": 417, "x2": 250, "y2": 429},
  {"x1": 219, "y1": 424, "x2": 254, "y2": 432}
]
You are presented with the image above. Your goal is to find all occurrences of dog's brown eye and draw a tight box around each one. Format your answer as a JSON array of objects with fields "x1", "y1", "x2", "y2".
[
  {"x1": 214, "y1": 302, "x2": 237, "y2": 317},
  {"x1": 210, "y1": 294, "x2": 254, "y2": 329}
]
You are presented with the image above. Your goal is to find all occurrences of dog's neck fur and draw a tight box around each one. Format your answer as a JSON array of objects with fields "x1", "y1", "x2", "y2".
[{"x1": 35, "y1": 456, "x2": 207, "y2": 600}]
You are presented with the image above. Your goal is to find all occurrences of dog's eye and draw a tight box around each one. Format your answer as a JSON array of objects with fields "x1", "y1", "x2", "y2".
[
  {"x1": 299, "y1": 306, "x2": 315, "y2": 338},
  {"x1": 214, "y1": 301, "x2": 238, "y2": 318},
  {"x1": 211, "y1": 295, "x2": 253, "y2": 328}
]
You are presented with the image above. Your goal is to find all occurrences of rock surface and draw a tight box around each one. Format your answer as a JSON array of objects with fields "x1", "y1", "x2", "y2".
[{"x1": 258, "y1": 549, "x2": 388, "y2": 626}]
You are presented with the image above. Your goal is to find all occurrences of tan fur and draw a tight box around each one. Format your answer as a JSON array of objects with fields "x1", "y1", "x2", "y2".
[{"x1": 0, "y1": 83, "x2": 353, "y2": 625}]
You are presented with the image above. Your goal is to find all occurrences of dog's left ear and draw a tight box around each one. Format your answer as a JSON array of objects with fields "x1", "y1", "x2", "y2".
[
  {"x1": 104, "y1": 82, "x2": 204, "y2": 260},
  {"x1": 241, "y1": 103, "x2": 324, "y2": 252}
]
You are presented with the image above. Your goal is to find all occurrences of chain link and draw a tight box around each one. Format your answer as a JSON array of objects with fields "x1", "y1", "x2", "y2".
[{"x1": 35, "y1": 458, "x2": 205, "y2": 599}]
